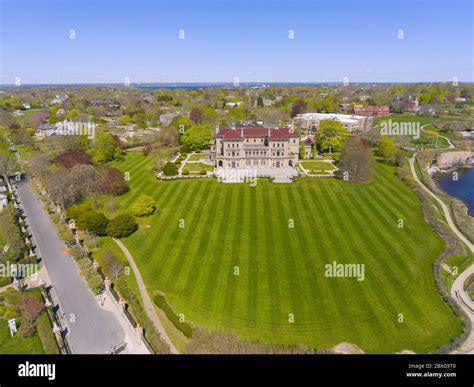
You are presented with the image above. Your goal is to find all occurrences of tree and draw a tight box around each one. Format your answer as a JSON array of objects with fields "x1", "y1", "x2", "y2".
[
  {"x1": 336, "y1": 136, "x2": 374, "y2": 182},
  {"x1": 224, "y1": 105, "x2": 245, "y2": 124},
  {"x1": 65, "y1": 109, "x2": 81, "y2": 121},
  {"x1": 317, "y1": 120, "x2": 349, "y2": 153},
  {"x1": 378, "y1": 137, "x2": 398, "y2": 163},
  {"x1": 90, "y1": 134, "x2": 122, "y2": 164},
  {"x1": 17, "y1": 295, "x2": 44, "y2": 338},
  {"x1": 190, "y1": 108, "x2": 203, "y2": 124},
  {"x1": 132, "y1": 195, "x2": 156, "y2": 217},
  {"x1": 163, "y1": 162, "x2": 178, "y2": 176},
  {"x1": 180, "y1": 124, "x2": 213, "y2": 152},
  {"x1": 102, "y1": 250, "x2": 124, "y2": 279},
  {"x1": 106, "y1": 214, "x2": 138, "y2": 238},
  {"x1": 77, "y1": 210, "x2": 109, "y2": 236},
  {"x1": 55, "y1": 151, "x2": 92, "y2": 169},
  {"x1": 0, "y1": 153, "x2": 19, "y2": 177},
  {"x1": 299, "y1": 144, "x2": 306, "y2": 160},
  {"x1": 99, "y1": 166, "x2": 128, "y2": 196},
  {"x1": 291, "y1": 100, "x2": 306, "y2": 118},
  {"x1": 118, "y1": 115, "x2": 133, "y2": 125}
]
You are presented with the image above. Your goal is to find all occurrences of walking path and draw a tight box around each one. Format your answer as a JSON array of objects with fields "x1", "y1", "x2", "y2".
[
  {"x1": 420, "y1": 125, "x2": 455, "y2": 149},
  {"x1": 409, "y1": 154, "x2": 474, "y2": 354},
  {"x1": 112, "y1": 238, "x2": 178, "y2": 354},
  {"x1": 451, "y1": 266, "x2": 474, "y2": 354}
]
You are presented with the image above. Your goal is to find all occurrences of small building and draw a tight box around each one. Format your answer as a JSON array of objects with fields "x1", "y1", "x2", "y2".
[{"x1": 351, "y1": 105, "x2": 390, "y2": 117}]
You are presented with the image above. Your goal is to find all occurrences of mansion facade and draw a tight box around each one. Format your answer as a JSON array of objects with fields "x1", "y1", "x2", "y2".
[{"x1": 211, "y1": 126, "x2": 299, "y2": 169}]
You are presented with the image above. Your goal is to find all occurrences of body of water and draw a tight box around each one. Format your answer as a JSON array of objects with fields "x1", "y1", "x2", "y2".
[{"x1": 438, "y1": 167, "x2": 474, "y2": 216}]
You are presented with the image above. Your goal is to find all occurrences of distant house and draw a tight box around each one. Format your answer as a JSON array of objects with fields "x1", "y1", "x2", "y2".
[
  {"x1": 418, "y1": 105, "x2": 436, "y2": 116},
  {"x1": 351, "y1": 105, "x2": 390, "y2": 117},
  {"x1": 22, "y1": 103, "x2": 31, "y2": 109},
  {"x1": 455, "y1": 97, "x2": 467, "y2": 103},
  {"x1": 225, "y1": 102, "x2": 243, "y2": 107},
  {"x1": 51, "y1": 94, "x2": 69, "y2": 105},
  {"x1": 159, "y1": 112, "x2": 180, "y2": 126},
  {"x1": 394, "y1": 95, "x2": 420, "y2": 113}
]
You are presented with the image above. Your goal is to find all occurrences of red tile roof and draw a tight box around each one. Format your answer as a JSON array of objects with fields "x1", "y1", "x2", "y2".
[{"x1": 216, "y1": 127, "x2": 298, "y2": 140}]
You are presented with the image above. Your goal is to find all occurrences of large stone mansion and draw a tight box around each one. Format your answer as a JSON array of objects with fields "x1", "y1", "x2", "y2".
[{"x1": 211, "y1": 126, "x2": 299, "y2": 169}]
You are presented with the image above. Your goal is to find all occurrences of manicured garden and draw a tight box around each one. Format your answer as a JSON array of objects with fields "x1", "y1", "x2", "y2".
[
  {"x1": 90, "y1": 153, "x2": 462, "y2": 353},
  {"x1": 300, "y1": 161, "x2": 336, "y2": 173},
  {"x1": 182, "y1": 162, "x2": 213, "y2": 174}
]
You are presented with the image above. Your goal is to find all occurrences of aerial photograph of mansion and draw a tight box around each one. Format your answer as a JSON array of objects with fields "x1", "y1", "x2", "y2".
[{"x1": 211, "y1": 126, "x2": 299, "y2": 169}]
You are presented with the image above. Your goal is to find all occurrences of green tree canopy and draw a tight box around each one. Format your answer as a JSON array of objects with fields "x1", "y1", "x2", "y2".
[
  {"x1": 180, "y1": 124, "x2": 213, "y2": 152},
  {"x1": 90, "y1": 134, "x2": 122, "y2": 164}
]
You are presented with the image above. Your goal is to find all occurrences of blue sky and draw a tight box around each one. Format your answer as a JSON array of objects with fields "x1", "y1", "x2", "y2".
[{"x1": 1, "y1": 0, "x2": 472, "y2": 84}]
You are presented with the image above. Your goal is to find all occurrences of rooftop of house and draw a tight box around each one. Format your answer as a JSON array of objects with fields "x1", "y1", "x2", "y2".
[
  {"x1": 295, "y1": 112, "x2": 366, "y2": 124},
  {"x1": 216, "y1": 126, "x2": 298, "y2": 140}
]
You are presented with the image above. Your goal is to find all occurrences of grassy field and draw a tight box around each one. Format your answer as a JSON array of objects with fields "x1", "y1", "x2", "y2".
[
  {"x1": 90, "y1": 153, "x2": 462, "y2": 353},
  {"x1": 182, "y1": 162, "x2": 214, "y2": 174},
  {"x1": 188, "y1": 153, "x2": 205, "y2": 161},
  {"x1": 300, "y1": 161, "x2": 336, "y2": 173},
  {"x1": 0, "y1": 319, "x2": 44, "y2": 354}
]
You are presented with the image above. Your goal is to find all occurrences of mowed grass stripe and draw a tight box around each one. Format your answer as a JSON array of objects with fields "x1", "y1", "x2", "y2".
[
  {"x1": 316, "y1": 182, "x2": 384, "y2": 339},
  {"x1": 268, "y1": 187, "x2": 306, "y2": 326},
  {"x1": 160, "y1": 181, "x2": 212, "y2": 291},
  {"x1": 320, "y1": 182, "x2": 399, "y2": 346},
  {"x1": 198, "y1": 186, "x2": 235, "y2": 314}
]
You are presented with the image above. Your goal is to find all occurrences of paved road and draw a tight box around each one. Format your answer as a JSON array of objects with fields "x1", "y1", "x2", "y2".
[
  {"x1": 15, "y1": 179, "x2": 125, "y2": 354},
  {"x1": 113, "y1": 238, "x2": 177, "y2": 354},
  {"x1": 451, "y1": 265, "x2": 474, "y2": 354}
]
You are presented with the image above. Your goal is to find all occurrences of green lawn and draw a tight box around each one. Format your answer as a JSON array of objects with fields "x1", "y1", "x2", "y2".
[
  {"x1": 93, "y1": 153, "x2": 462, "y2": 353},
  {"x1": 0, "y1": 319, "x2": 44, "y2": 354},
  {"x1": 188, "y1": 153, "x2": 205, "y2": 161},
  {"x1": 300, "y1": 161, "x2": 335, "y2": 173},
  {"x1": 182, "y1": 162, "x2": 213, "y2": 174}
]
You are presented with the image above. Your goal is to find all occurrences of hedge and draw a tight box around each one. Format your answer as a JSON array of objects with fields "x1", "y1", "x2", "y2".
[
  {"x1": 154, "y1": 293, "x2": 194, "y2": 338},
  {"x1": 36, "y1": 312, "x2": 59, "y2": 354}
]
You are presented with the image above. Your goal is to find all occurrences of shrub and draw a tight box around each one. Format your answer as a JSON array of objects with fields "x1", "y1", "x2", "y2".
[
  {"x1": 199, "y1": 170, "x2": 207, "y2": 175},
  {"x1": 154, "y1": 293, "x2": 194, "y2": 338},
  {"x1": 106, "y1": 214, "x2": 138, "y2": 238},
  {"x1": 132, "y1": 195, "x2": 156, "y2": 217},
  {"x1": 163, "y1": 162, "x2": 178, "y2": 176},
  {"x1": 182, "y1": 170, "x2": 189, "y2": 176},
  {"x1": 83, "y1": 266, "x2": 103, "y2": 295}
]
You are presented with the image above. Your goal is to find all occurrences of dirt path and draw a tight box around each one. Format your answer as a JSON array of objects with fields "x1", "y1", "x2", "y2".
[
  {"x1": 112, "y1": 238, "x2": 179, "y2": 354},
  {"x1": 451, "y1": 266, "x2": 474, "y2": 354}
]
